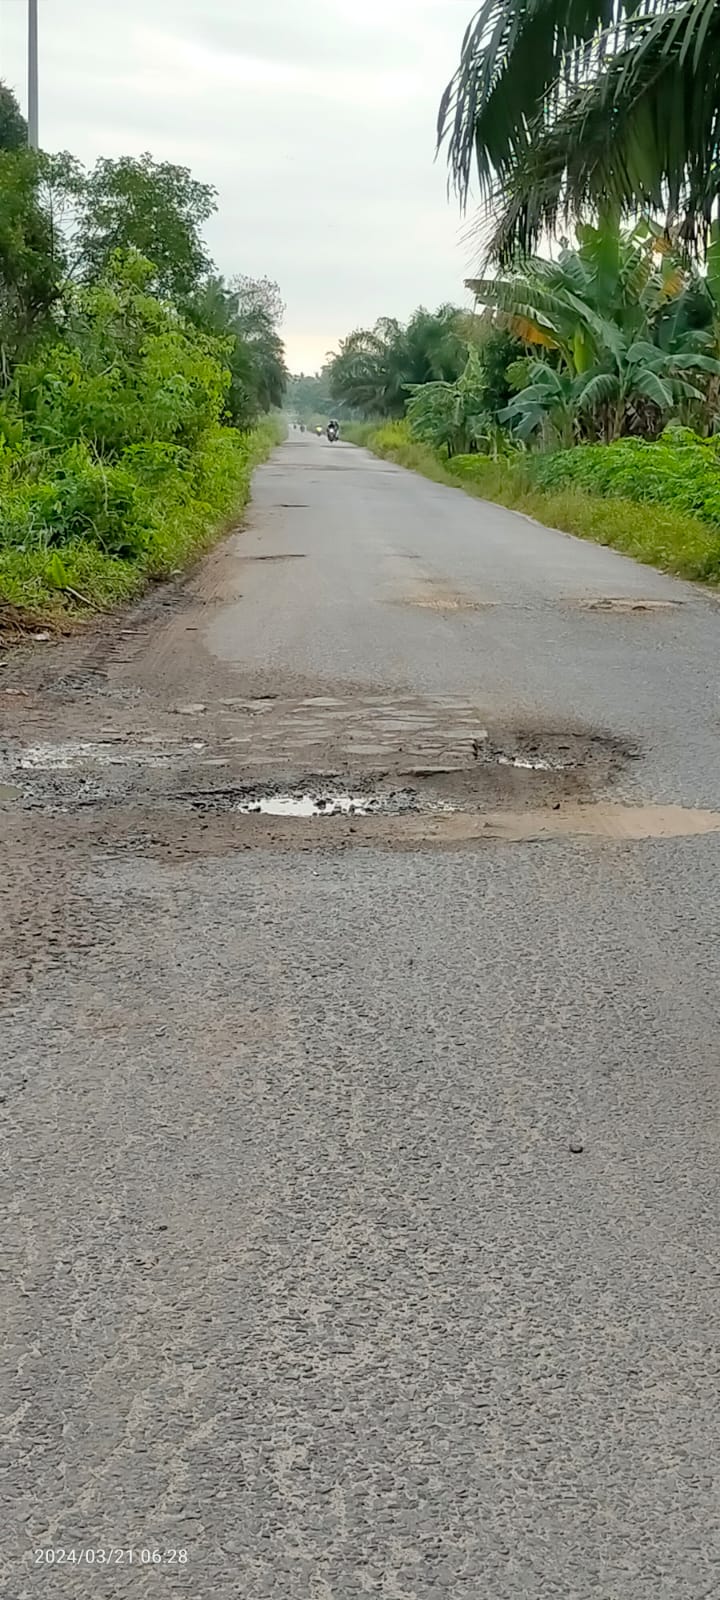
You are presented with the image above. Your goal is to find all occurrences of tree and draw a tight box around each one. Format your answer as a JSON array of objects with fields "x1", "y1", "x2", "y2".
[
  {"x1": 0, "y1": 150, "x2": 67, "y2": 378},
  {"x1": 184, "y1": 273, "x2": 287, "y2": 427},
  {"x1": 406, "y1": 347, "x2": 497, "y2": 456},
  {"x1": 285, "y1": 371, "x2": 335, "y2": 422},
  {"x1": 16, "y1": 253, "x2": 229, "y2": 459},
  {"x1": 232, "y1": 274, "x2": 285, "y2": 329},
  {"x1": 327, "y1": 306, "x2": 469, "y2": 418},
  {"x1": 79, "y1": 154, "x2": 217, "y2": 299},
  {"x1": 438, "y1": 0, "x2": 720, "y2": 261},
  {"x1": 0, "y1": 82, "x2": 27, "y2": 152}
]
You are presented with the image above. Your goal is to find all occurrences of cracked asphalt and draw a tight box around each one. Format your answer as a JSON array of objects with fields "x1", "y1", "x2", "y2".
[{"x1": 2, "y1": 435, "x2": 720, "y2": 1598}]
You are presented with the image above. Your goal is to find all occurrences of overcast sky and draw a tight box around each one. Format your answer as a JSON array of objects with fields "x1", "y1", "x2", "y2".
[{"x1": 0, "y1": 0, "x2": 478, "y2": 371}]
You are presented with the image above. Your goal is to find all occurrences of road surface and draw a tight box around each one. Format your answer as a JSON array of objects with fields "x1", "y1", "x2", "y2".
[{"x1": 2, "y1": 434, "x2": 719, "y2": 1598}]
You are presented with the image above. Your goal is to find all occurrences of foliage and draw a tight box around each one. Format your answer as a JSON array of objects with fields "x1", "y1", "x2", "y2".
[
  {"x1": 0, "y1": 416, "x2": 279, "y2": 597},
  {"x1": 529, "y1": 429, "x2": 720, "y2": 526},
  {"x1": 79, "y1": 154, "x2": 217, "y2": 300},
  {"x1": 185, "y1": 272, "x2": 287, "y2": 428},
  {"x1": 469, "y1": 220, "x2": 720, "y2": 442},
  {"x1": 0, "y1": 259, "x2": 277, "y2": 576},
  {"x1": 327, "y1": 305, "x2": 470, "y2": 419},
  {"x1": 0, "y1": 149, "x2": 68, "y2": 375},
  {"x1": 438, "y1": 0, "x2": 720, "y2": 260},
  {"x1": 0, "y1": 123, "x2": 285, "y2": 619},
  {"x1": 285, "y1": 370, "x2": 336, "y2": 423},
  {"x1": 474, "y1": 325, "x2": 524, "y2": 414},
  {"x1": 0, "y1": 81, "x2": 28, "y2": 152},
  {"x1": 16, "y1": 255, "x2": 229, "y2": 458},
  {"x1": 439, "y1": 0, "x2": 720, "y2": 262},
  {"x1": 406, "y1": 347, "x2": 504, "y2": 457}
]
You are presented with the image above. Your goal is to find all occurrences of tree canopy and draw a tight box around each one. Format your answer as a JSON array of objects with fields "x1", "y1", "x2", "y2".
[
  {"x1": 79, "y1": 153, "x2": 217, "y2": 299},
  {"x1": 326, "y1": 306, "x2": 473, "y2": 418},
  {"x1": 0, "y1": 81, "x2": 28, "y2": 152}
]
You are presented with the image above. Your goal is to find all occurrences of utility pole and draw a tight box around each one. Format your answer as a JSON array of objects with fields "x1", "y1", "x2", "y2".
[{"x1": 28, "y1": 0, "x2": 39, "y2": 149}]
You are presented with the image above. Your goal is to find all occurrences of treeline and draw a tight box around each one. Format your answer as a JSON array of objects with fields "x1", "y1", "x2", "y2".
[
  {"x1": 325, "y1": 222, "x2": 720, "y2": 460},
  {"x1": 0, "y1": 82, "x2": 286, "y2": 617}
]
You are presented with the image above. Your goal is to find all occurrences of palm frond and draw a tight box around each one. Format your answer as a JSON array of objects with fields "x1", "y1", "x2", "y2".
[
  {"x1": 437, "y1": 0, "x2": 627, "y2": 206},
  {"x1": 484, "y1": 0, "x2": 720, "y2": 262}
]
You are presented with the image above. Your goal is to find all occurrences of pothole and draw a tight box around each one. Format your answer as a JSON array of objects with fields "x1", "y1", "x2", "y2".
[
  {"x1": 398, "y1": 595, "x2": 494, "y2": 612},
  {"x1": 238, "y1": 553, "x2": 306, "y2": 563},
  {"x1": 192, "y1": 784, "x2": 432, "y2": 818},
  {"x1": 0, "y1": 726, "x2": 634, "y2": 817},
  {"x1": 583, "y1": 598, "x2": 683, "y2": 613},
  {"x1": 477, "y1": 731, "x2": 626, "y2": 773}
]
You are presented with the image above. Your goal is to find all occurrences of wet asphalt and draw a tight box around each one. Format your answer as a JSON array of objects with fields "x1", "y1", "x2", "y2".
[{"x1": 3, "y1": 435, "x2": 720, "y2": 1598}]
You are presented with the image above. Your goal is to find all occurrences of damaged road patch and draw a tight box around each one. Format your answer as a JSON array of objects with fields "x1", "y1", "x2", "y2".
[{"x1": 582, "y1": 597, "x2": 684, "y2": 613}]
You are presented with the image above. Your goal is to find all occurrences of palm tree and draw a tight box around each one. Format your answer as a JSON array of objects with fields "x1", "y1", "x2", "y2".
[
  {"x1": 439, "y1": 0, "x2": 720, "y2": 261},
  {"x1": 184, "y1": 273, "x2": 287, "y2": 426},
  {"x1": 327, "y1": 307, "x2": 468, "y2": 418}
]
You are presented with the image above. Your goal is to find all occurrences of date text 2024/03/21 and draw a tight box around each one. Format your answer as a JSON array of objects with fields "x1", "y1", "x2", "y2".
[{"x1": 33, "y1": 1548, "x2": 189, "y2": 1565}]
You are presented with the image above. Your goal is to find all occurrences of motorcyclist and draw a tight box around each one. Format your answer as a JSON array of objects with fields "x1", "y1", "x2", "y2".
[{"x1": 327, "y1": 419, "x2": 340, "y2": 441}]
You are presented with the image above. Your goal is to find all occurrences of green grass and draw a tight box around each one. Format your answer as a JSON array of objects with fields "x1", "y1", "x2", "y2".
[
  {"x1": 0, "y1": 418, "x2": 280, "y2": 627},
  {"x1": 350, "y1": 421, "x2": 720, "y2": 584}
]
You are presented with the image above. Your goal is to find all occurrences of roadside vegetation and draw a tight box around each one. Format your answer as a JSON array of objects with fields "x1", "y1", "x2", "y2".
[
  {"x1": 328, "y1": 0, "x2": 720, "y2": 584},
  {"x1": 0, "y1": 84, "x2": 286, "y2": 625}
]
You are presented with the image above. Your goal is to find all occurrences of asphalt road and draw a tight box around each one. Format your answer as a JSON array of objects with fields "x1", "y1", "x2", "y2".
[{"x1": 3, "y1": 433, "x2": 720, "y2": 1598}]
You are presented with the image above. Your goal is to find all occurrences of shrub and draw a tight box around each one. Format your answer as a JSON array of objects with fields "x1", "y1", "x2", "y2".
[{"x1": 529, "y1": 433, "x2": 720, "y2": 527}]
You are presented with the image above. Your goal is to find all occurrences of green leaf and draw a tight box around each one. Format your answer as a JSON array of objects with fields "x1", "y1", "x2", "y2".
[
  {"x1": 575, "y1": 371, "x2": 620, "y2": 410},
  {"x1": 630, "y1": 369, "x2": 674, "y2": 410}
]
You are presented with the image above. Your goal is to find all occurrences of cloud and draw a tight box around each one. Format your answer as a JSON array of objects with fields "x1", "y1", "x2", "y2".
[{"x1": 1, "y1": 0, "x2": 474, "y2": 370}]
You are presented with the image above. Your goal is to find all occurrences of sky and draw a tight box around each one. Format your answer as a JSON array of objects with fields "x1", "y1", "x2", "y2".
[{"x1": 0, "y1": 0, "x2": 480, "y2": 371}]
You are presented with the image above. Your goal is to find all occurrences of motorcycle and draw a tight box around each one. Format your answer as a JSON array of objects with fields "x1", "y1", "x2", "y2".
[{"x1": 326, "y1": 423, "x2": 339, "y2": 443}]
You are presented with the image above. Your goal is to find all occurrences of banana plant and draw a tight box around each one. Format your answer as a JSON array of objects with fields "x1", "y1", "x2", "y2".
[
  {"x1": 471, "y1": 218, "x2": 720, "y2": 440},
  {"x1": 501, "y1": 333, "x2": 720, "y2": 444},
  {"x1": 406, "y1": 347, "x2": 499, "y2": 456}
]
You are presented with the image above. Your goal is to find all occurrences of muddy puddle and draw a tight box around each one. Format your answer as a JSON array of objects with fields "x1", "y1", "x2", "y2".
[
  {"x1": 203, "y1": 786, "x2": 432, "y2": 819},
  {"x1": 237, "y1": 792, "x2": 373, "y2": 817}
]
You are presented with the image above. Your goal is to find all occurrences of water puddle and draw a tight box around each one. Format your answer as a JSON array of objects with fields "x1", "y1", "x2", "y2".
[
  {"x1": 496, "y1": 755, "x2": 553, "y2": 771},
  {"x1": 236, "y1": 792, "x2": 377, "y2": 817},
  {"x1": 0, "y1": 782, "x2": 21, "y2": 802}
]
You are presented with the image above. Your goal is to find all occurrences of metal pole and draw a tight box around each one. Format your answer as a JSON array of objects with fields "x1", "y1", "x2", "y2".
[{"x1": 28, "y1": 0, "x2": 39, "y2": 149}]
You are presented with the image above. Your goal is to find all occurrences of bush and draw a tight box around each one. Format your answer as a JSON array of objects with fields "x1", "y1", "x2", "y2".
[
  {"x1": 15, "y1": 259, "x2": 229, "y2": 457},
  {"x1": 0, "y1": 248, "x2": 283, "y2": 616},
  {"x1": 528, "y1": 433, "x2": 720, "y2": 527},
  {"x1": 2, "y1": 446, "x2": 151, "y2": 557},
  {"x1": 0, "y1": 419, "x2": 281, "y2": 612}
]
